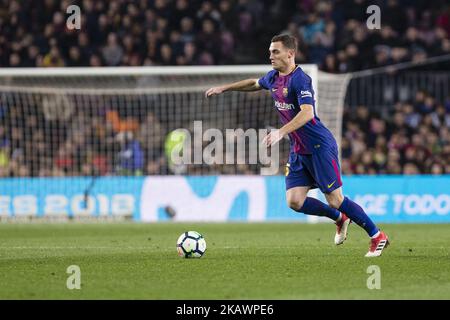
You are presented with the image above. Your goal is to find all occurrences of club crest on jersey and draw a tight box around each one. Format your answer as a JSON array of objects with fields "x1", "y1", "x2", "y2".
[{"x1": 283, "y1": 87, "x2": 288, "y2": 97}]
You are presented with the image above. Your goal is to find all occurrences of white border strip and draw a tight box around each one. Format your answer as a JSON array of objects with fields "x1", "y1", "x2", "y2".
[{"x1": 0, "y1": 65, "x2": 318, "y2": 77}]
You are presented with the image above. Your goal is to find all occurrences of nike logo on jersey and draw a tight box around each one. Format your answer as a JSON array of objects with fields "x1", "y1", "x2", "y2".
[
  {"x1": 327, "y1": 180, "x2": 336, "y2": 188},
  {"x1": 271, "y1": 88, "x2": 277, "y2": 92}
]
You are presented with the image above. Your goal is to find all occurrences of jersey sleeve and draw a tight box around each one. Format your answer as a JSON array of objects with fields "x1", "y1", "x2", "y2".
[
  {"x1": 258, "y1": 71, "x2": 274, "y2": 90},
  {"x1": 294, "y1": 75, "x2": 315, "y2": 105}
]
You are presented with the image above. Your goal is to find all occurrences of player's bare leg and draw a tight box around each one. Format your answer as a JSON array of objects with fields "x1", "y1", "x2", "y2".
[
  {"x1": 286, "y1": 186, "x2": 310, "y2": 211},
  {"x1": 287, "y1": 187, "x2": 344, "y2": 239}
]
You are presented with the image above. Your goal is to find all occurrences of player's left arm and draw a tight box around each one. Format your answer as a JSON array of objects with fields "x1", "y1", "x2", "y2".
[
  {"x1": 262, "y1": 104, "x2": 314, "y2": 146},
  {"x1": 280, "y1": 104, "x2": 314, "y2": 135}
]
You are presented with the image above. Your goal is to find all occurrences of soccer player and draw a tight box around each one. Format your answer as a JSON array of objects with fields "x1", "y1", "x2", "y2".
[{"x1": 205, "y1": 34, "x2": 389, "y2": 257}]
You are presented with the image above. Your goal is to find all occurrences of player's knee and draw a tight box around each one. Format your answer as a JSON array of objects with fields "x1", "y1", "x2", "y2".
[
  {"x1": 328, "y1": 200, "x2": 339, "y2": 209},
  {"x1": 287, "y1": 196, "x2": 305, "y2": 211},
  {"x1": 327, "y1": 195, "x2": 344, "y2": 209}
]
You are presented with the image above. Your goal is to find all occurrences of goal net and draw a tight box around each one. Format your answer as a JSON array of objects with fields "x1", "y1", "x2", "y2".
[{"x1": 0, "y1": 66, "x2": 349, "y2": 218}]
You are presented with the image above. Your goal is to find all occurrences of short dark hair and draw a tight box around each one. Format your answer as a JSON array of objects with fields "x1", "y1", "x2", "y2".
[{"x1": 271, "y1": 34, "x2": 298, "y2": 52}]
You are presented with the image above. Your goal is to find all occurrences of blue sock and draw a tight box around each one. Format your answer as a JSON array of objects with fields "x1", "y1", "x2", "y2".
[
  {"x1": 338, "y1": 197, "x2": 378, "y2": 237},
  {"x1": 297, "y1": 197, "x2": 340, "y2": 221}
]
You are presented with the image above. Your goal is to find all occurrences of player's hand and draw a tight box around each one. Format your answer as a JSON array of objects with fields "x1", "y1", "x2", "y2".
[
  {"x1": 205, "y1": 86, "x2": 225, "y2": 98},
  {"x1": 262, "y1": 129, "x2": 283, "y2": 147}
]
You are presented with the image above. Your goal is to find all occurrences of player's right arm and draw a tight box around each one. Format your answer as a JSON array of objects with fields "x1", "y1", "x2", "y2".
[{"x1": 205, "y1": 79, "x2": 261, "y2": 98}]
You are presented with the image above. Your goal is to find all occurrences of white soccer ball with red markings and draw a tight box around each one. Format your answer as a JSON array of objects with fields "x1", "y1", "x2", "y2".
[{"x1": 176, "y1": 231, "x2": 207, "y2": 258}]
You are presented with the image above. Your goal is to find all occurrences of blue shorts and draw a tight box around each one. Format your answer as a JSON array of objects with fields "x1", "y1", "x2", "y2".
[{"x1": 285, "y1": 146, "x2": 343, "y2": 194}]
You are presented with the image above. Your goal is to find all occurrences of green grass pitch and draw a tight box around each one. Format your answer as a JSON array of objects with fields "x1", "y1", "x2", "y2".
[{"x1": 0, "y1": 223, "x2": 449, "y2": 299}]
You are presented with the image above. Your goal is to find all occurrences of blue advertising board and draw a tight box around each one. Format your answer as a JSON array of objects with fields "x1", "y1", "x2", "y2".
[{"x1": 0, "y1": 175, "x2": 449, "y2": 222}]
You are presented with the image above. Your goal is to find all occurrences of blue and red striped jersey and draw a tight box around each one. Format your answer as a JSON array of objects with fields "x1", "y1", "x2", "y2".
[{"x1": 258, "y1": 66, "x2": 337, "y2": 154}]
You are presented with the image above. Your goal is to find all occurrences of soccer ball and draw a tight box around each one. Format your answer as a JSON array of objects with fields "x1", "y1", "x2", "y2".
[{"x1": 176, "y1": 231, "x2": 207, "y2": 258}]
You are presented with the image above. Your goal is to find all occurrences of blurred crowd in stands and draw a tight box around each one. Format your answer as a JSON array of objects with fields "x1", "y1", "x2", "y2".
[
  {"x1": 0, "y1": 88, "x2": 448, "y2": 177},
  {"x1": 0, "y1": 0, "x2": 449, "y2": 71},
  {"x1": 0, "y1": 0, "x2": 449, "y2": 177},
  {"x1": 0, "y1": 104, "x2": 170, "y2": 177},
  {"x1": 341, "y1": 92, "x2": 450, "y2": 175}
]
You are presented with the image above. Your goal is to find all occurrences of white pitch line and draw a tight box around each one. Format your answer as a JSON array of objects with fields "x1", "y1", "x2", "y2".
[
  {"x1": 0, "y1": 246, "x2": 171, "y2": 250},
  {"x1": 0, "y1": 246, "x2": 449, "y2": 250}
]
